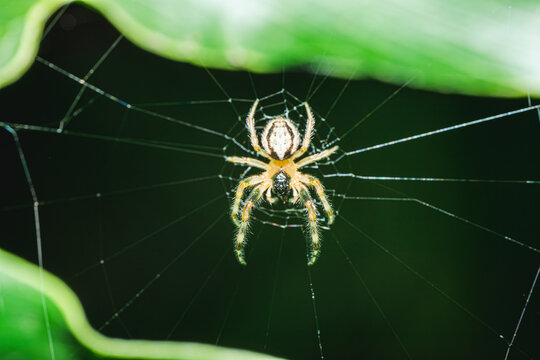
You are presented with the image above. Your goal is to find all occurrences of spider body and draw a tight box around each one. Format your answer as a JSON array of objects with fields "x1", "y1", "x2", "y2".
[
  {"x1": 272, "y1": 171, "x2": 291, "y2": 202},
  {"x1": 226, "y1": 100, "x2": 338, "y2": 266},
  {"x1": 262, "y1": 118, "x2": 300, "y2": 160}
]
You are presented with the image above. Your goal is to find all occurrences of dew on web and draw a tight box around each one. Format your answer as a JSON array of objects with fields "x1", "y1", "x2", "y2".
[{"x1": 1, "y1": 4, "x2": 540, "y2": 360}]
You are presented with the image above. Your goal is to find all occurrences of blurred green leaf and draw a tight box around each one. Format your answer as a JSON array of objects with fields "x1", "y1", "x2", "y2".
[
  {"x1": 1, "y1": 0, "x2": 540, "y2": 95},
  {"x1": 0, "y1": 0, "x2": 68, "y2": 90},
  {"x1": 0, "y1": 248, "x2": 282, "y2": 360}
]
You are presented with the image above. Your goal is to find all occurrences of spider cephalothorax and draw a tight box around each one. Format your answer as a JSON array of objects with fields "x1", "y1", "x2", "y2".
[
  {"x1": 226, "y1": 100, "x2": 338, "y2": 266},
  {"x1": 272, "y1": 170, "x2": 291, "y2": 202}
]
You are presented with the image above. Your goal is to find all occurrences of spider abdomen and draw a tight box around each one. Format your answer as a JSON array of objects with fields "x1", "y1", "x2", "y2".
[{"x1": 261, "y1": 118, "x2": 300, "y2": 160}]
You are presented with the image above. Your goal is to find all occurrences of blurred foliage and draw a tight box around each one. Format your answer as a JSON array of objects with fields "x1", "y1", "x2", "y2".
[
  {"x1": 0, "y1": 248, "x2": 282, "y2": 360},
  {"x1": 1, "y1": 0, "x2": 540, "y2": 95}
]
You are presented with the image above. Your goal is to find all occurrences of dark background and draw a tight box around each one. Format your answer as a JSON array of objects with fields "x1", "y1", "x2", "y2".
[{"x1": 1, "y1": 4, "x2": 539, "y2": 359}]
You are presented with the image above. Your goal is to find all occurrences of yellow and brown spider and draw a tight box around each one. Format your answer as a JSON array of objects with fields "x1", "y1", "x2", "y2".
[{"x1": 226, "y1": 100, "x2": 338, "y2": 266}]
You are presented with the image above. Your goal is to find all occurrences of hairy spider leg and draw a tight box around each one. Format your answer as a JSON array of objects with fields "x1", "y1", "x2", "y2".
[
  {"x1": 300, "y1": 174, "x2": 335, "y2": 224},
  {"x1": 231, "y1": 175, "x2": 264, "y2": 226},
  {"x1": 296, "y1": 145, "x2": 339, "y2": 168},
  {"x1": 297, "y1": 184, "x2": 320, "y2": 266},
  {"x1": 290, "y1": 186, "x2": 299, "y2": 204},
  {"x1": 246, "y1": 100, "x2": 271, "y2": 159},
  {"x1": 291, "y1": 102, "x2": 315, "y2": 160},
  {"x1": 265, "y1": 187, "x2": 276, "y2": 204},
  {"x1": 235, "y1": 184, "x2": 269, "y2": 265},
  {"x1": 225, "y1": 156, "x2": 267, "y2": 169}
]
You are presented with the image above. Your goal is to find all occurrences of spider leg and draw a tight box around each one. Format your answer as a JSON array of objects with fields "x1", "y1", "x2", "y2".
[
  {"x1": 246, "y1": 100, "x2": 271, "y2": 159},
  {"x1": 265, "y1": 187, "x2": 276, "y2": 204},
  {"x1": 289, "y1": 186, "x2": 299, "y2": 204},
  {"x1": 300, "y1": 174, "x2": 335, "y2": 224},
  {"x1": 291, "y1": 102, "x2": 315, "y2": 160},
  {"x1": 225, "y1": 156, "x2": 267, "y2": 169},
  {"x1": 235, "y1": 183, "x2": 269, "y2": 265},
  {"x1": 231, "y1": 175, "x2": 264, "y2": 227},
  {"x1": 296, "y1": 145, "x2": 339, "y2": 169},
  {"x1": 297, "y1": 184, "x2": 321, "y2": 266}
]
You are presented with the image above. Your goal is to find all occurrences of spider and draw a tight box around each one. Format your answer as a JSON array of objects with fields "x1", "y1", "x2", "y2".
[{"x1": 226, "y1": 100, "x2": 338, "y2": 266}]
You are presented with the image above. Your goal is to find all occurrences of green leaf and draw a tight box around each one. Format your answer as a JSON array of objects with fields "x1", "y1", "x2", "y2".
[
  {"x1": 0, "y1": 248, "x2": 282, "y2": 360},
  {"x1": 0, "y1": 0, "x2": 68, "y2": 90},
  {"x1": 1, "y1": 0, "x2": 540, "y2": 95}
]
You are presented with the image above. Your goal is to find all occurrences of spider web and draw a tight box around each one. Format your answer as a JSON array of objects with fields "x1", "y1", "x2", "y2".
[{"x1": 1, "y1": 4, "x2": 540, "y2": 360}]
